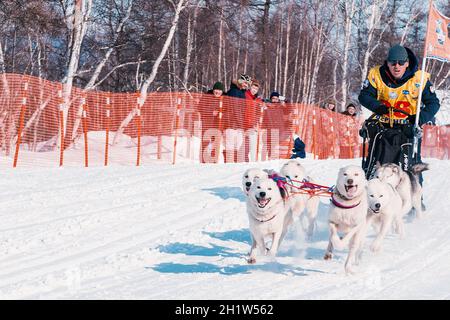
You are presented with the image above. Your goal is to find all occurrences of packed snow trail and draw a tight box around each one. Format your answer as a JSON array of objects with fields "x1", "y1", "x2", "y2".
[{"x1": 0, "y1": 158, "x2": 449, "y2": 299}]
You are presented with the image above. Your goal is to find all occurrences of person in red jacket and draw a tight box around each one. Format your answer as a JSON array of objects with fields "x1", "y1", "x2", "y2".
[
  {"x1": 197, "y1": 81, "x2": 226, "y2": 163},
  {"x1": 262, "y1": 91, "x2": 291, "y2": 160},
  {"x1": 244, "y1": 79, "x2": 262, "y2": 161}
]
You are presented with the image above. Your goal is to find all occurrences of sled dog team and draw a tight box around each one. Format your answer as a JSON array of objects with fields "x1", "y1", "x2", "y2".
[{"x1": 242, "y1": 159, "x2": 428, "y2": 274}]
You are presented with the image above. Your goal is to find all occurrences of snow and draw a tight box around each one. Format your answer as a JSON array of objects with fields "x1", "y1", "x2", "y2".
[{"x1": 1, "y1": 149, "x2": 450, "y2": 299}]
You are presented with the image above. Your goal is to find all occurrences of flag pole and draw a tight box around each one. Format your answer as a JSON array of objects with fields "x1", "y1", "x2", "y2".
[{"x1": 413, "y1": 0, "x2": 433, "y2": 158}]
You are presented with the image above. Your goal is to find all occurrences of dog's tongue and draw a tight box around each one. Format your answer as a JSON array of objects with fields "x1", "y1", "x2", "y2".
[
  {"x1": 347, "y1": 185, "x2": 357, "y2": 197},
  {"x1": 258, "y1": 198, "x2": 270, "y2": 206}
]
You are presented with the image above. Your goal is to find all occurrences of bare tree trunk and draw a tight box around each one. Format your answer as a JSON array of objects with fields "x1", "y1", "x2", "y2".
[
  {"x1": 261, "y1": 0, "x2": 271, "y2": 94},
  {"x1": 333, "y1": 59, "x2": 338, "y2": 104},
  {"x1": 0, "y1": 38, "x2": 10, "y2": 154},
  {"x1": 340, "y1": 0, "x2": 356, "y2": 111},
  {"x1": 282, "y1": 2, "x2": 292, "y2": 96},
  {"x1": 61, "y1": 0, "x2": 93, "y2": 148},
  {"x1": 218, "y1": 4, "x2": 224, "y2": 82},
  {"x1": 243, "y1": 25, "x2": 249, "y2": 75},
  {"x1": 360, "y1": 0, "x2": 390, "y2": 85},
  {"x1": 183, "y1": 4, "x2": 199, "y2": 90},
  {"x1": 113, "y1": 0, "x2": 187, "y2": 145},
  {"x1": 291, "y1": 35, "x2": 301, "y2": 102},
  {"x1": 70, "y1": 0, "x2": 134, "y2": 142},
  {"x1": 235, "y1": 1, "x2": 244, "y2": 80}
]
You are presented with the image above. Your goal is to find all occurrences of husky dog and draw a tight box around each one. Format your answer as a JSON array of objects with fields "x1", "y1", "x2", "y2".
[
  {"x1": 246, "y1": 176, "x2": 292, "y2": 264},
  {"x1": 280, "y1": 159, "x2": 320, "y2": 238},
  {"x1": 374, "y1": 162, "x2": 429, "y2": 219},
  {"x1": 325, "y1": 165, "x2": 369, "y2": 274},
  {"x1": 242, "y1": 168, "x2": 269, "y2": 196},
  {"x1": 367, "y1": 178, "x2": 404, "y2": 252}
]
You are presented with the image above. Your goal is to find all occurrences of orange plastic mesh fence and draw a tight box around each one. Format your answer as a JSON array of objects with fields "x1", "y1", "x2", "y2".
[{"x1": 1, "y1": 74, "x2": 448, "y2": 168}]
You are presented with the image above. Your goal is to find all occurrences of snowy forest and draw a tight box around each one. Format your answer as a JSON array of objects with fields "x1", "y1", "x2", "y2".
[{"x1": 0, "y1": 0, "x2": 449, "y2": 112}]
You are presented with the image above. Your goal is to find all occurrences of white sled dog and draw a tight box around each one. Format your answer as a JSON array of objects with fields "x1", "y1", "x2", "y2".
[
  {"x1": 325, "y1": 165, "x2": 368, "y2": 274},
  {"x1": 280, "y1": 159, "x2": 320, "y2": 238},
  {"x1": 374, "y1": 162, "x2": 429, "y2": 219},
  {"x1": 246, "y1": 175, "x2": 292, "y2": 264},
  {"x1": 242, "y1": 168, "x2": 268, "y2": 196},
  {"x1": 366, "y1": 178, "x2": 404, "y2": 252}
]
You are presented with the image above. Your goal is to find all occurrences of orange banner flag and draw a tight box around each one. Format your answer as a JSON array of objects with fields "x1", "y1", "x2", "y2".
[{"x1": 424, "y1": 2, "x2": 450, "y2": 62}]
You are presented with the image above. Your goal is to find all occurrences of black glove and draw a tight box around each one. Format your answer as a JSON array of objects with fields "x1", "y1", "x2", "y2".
[
  {"x1": 413, "y1": 125, "x2": 423, "y2": 139},
  {"x1": 407, "y1": 114, "x2": 417, "y2": 124},
  {"x1": 373, "y1": 104, "x2": 389, "y2": 115}
]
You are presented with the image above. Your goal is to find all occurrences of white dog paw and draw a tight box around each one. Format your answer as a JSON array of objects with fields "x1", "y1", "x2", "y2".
[
  {"x1": 370, "y1": 242, "x2": 382, "y2": 253},
  {"x1": 267, "y1": 250, "x2": 278, "y2": 257},
  {"x1": 345, "y1": 266, "x2": 356, "y2": 275}
]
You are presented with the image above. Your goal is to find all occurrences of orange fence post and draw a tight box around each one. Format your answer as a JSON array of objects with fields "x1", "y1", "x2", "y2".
[
  {"x1": 172, "y1": 97, "x2": 181, "y2": 165},
  {"x1": 58, "y1": 88, "x2": 65, "y2": 167},
  {"x1": 81, "y1": 97, "x2": 89, "y2": 167},
  {"x1": 157, "y1": 135, "x2": 162, "y2": 160},
  {"x1": 214, "y1": 96, "x2": 224, "y2": 163},
  {"x1": 312, "y1": 108, "x2": 317, "y2": 159},
  {"x1": 255, "y1": 102, "x2": 265, "y2": 162},
  {"x1": 13, "y1": 82, "x2": 28, "y2": 168},
  {"x1": 136, "y1": 93, "x2": 142, "y2": 166},
  {"x1": 104, "y1": 96, "x2": 110, "y2": 166}
]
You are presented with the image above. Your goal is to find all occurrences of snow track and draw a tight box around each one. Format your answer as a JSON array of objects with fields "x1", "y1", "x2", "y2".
[{"x1": 0, "y1": 159, "x2": 449, "y2": 299}]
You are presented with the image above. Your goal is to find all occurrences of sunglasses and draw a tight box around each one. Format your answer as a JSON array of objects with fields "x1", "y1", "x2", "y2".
[{"x1": 388, "y1": 60, "x2": 407, "y2": 66}]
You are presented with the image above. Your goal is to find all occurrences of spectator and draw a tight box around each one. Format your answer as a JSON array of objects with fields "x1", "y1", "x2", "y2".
[
  {"x1": 323, "y1": 99, "x2": 337, "y2": 112},
  {"x1": 290, "y1": 136, "x2": 306, "y2": 159},
  {"x1": 227, "y1": 74, "x2": 251, "y2": 99},
  {"x1": 341, "y1": 103, "x2": 358, "y2": 117},
  {"x1": 244, "y1": 79, "x2": 262, "y2": 162},
  {"x1": 210, "y1": 81, "x2": 225, "y2": 97},
  {"x1": 222, "y1": 74, "x2": 252, "y2": 162},
  {"x1": 318, "y1": 99, "x2": 340, "y2": 158},
  {"x1": 197, "y1": 81, "x2": 226, "y2": 163},
  {"x1": 262, "y1": 90, "x2": 291, "y2": 160},
  {"x1": 270, "y1": 91, "x2": 280, "y2": 103},
  {"x1": 339, "y1": 103, "x2": 364, "y2": 158}
]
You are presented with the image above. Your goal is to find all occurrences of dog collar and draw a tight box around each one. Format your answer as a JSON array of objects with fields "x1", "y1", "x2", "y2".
[
  {"x1": 330, "y1": 194, "x2": 361, "y2": 209},
  {"x1": 254, "y1": 214, "x2": 278, "y2": 223}
]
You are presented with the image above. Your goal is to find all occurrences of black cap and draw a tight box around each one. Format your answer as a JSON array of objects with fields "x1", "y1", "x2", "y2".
[{"x1": 387, "y1": 44, "x2": 408, "y2": 62}]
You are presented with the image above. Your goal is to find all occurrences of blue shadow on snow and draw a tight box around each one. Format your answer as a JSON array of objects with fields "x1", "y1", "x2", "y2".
[
  {"x1": 150, "y1": 261, "x2": 310, "y2": 276},
  {"x1": 202, "y1": 187, "x2": 246, "y2": 202},
  {"x1": 157, "y1": 242, "x2": 242, "y2": 258},
  {"x1": 204, "y1": 229, "x2": 252, "y2": 245}
]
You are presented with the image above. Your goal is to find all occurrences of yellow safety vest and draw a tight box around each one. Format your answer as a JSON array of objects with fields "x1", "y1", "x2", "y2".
[{"x1": 367, "y1": 66, "x2": 429, "y2": 121}]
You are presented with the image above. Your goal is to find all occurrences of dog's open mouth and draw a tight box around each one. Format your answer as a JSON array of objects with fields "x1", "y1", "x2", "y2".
[
  {"x1": 344, "y1": 184, "x2": 358, "y2": 197},
  {"x1": 370, "y1": 207, "x2": 380, "y2": 214},
  {"x1": 256, "y1": 196, "x2": 271, "y2": 208},
  {"x1": 246, "y1": 186, "x2": 251, "y2": 192}
]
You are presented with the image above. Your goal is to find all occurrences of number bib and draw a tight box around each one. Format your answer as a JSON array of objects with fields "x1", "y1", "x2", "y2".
[{"x1": 367, "y1": 66, "x2": 429, "y2": 119}]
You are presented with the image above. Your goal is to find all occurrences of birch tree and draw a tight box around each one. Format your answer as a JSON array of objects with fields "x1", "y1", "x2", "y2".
[
  {"x1": 70, "y1": 0, "x2": 134, "y2": 142},
  {"x1": 339, "y1": 0, "x2": 356, "y2": 111},
  {"x1": 112, "y1": 0, "x2": 187, "y2": 145},
  {"x1": 61, "y1": 0, "x2": 93, "y2": 145}
]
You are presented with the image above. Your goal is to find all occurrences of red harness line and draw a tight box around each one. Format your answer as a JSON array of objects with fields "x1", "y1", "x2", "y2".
[{"x1": 278, "y1": 177, "x2": 334, "y2": 199}]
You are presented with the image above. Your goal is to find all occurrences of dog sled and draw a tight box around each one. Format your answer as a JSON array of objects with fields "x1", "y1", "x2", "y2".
[{"x1": 359, "y1": 109, "x2": 422, "y2": 180}]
